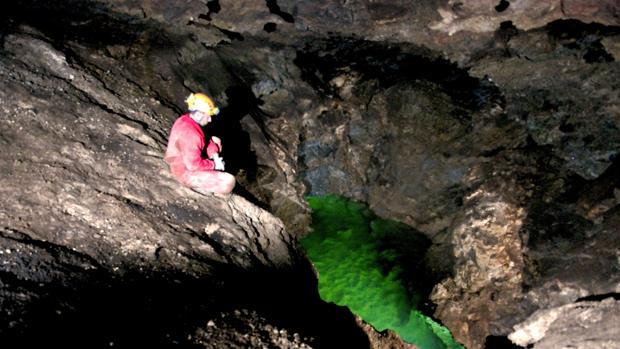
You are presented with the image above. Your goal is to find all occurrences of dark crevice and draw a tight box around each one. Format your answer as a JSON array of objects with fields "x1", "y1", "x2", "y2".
[
  {"x1": 177, "y1": 244, "x2": 232, "y2": 267},
  {"x1": 582, "y1": 40, "x2": 614, "y2": 63},
  {"x1": 498, "y1": 20, "x2": 519, "y2": 41},
  {"x1": 207, "y1": 85, "x2": 259, "y2": 178},
  {"x1": 207, "y1": 0, "x2": 221, "y2": 14},
  {"x1": 265, "y1": 0, "x2": 295, "y2": 23},
  {"x1": 547, "y1": 19, "x2": 620, "y2": 41},
  {"x1": 495, "y1": 0, "x2": 510, "y2": 12},
  {"x1": 559, "y1": 121, "x2": 576, "y2": 133},
  {"x1": 216, "y1": 27, "x2": 244, "y2": 41},
  {"x1": 201, "y1": 0, "x2": 221, "y2": 21},
  {"x1": 576, "y1": 293, "x2": 620, "y2": 302},
  {"x1": 264, "y1": 22, "x2": 277, "y2": 33},
  {"x1": 485, "y1": 335, "x2": 525, "y2": 349},
  {"x1": 204, "y1": 85, "x2": 274, "y2": 210},
  {"x1": 480, "y1": 146, "x2": 507, "y2": 158},
  {"x1": 563, "y1": 154, "x2": 620, "y2": 205},
  {"x1": 524, "y1": 201, "x2": 593, "y2": 247},
  {"x1": 476, "y1": 20, "x2": 520, "y2": 60}
]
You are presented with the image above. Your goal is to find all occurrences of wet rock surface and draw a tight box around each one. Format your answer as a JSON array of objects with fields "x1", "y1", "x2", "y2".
[{"x1": 2, "y1": 0, "x2": 620, "y2": 348}]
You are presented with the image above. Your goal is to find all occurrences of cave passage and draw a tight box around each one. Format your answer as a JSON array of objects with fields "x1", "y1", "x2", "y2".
[{"x1": 300, "y1": 196, "x2": 463, "y2": 349}]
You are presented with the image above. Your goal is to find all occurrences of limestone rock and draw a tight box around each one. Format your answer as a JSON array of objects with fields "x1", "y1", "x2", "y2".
[{"x1": 509, "y1": 298, "x2": 620, "y2": 349}]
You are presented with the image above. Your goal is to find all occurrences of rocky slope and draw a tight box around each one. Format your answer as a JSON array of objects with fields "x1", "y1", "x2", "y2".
[
  {"x1": 2, "y1": 0, "x2": 620, "y2": 348},
  {"x1": 0, "y1": 5, "x2": 370, "y2": 348}
]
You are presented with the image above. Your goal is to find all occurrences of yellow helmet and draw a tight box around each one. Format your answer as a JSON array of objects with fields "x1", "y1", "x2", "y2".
[{"x1": 186, "y1": 93, "x2": 220, "y2": 115}]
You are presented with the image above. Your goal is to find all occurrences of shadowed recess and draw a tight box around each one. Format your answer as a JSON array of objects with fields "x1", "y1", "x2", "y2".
[
  {"x1": 300, "y1": 195, "x2": 464, "y2": 349},
  {"x1": 294, "y1": 38, "x2": 504, "y2": 111},
  {"x1": 1, "y1": 0, "x2": 146, "y2": 46},
  {"x1": 266, "y1": 0, "x2": 295, "y2": 23},
  {"x1": 0, "y1": 227, "x2": 371, "y2": 348},
  {"x1": 199, "y1": 0, "x2": 221, "y2": 21}
]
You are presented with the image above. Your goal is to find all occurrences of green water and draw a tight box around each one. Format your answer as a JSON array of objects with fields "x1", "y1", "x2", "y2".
[{"x1": 300, "y1": 195, "x2": 463, "y2": 349}]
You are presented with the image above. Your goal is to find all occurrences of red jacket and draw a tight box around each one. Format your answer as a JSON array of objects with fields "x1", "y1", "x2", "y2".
[{"x1": 164, "y1": 114, "x2": 220, "y2": 185}]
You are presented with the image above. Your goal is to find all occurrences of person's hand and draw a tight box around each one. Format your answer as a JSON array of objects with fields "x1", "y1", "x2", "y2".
[
  {"x1": 211, "y1": 136, "x2": 222, "y2": 151},
  {"x1": 213, "y1": 153, "x2": 225, "y2": 171}
]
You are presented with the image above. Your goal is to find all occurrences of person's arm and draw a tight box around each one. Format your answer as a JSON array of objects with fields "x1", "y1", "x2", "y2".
[
  {"x1": 206, "y1": 136, "x2": 221, "y2": 159},
  {"x1": 177, "y1": 132, "x2": 215, "y2": 171}
]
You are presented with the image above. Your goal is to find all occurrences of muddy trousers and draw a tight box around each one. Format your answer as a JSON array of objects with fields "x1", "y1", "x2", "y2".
[{"x1": 185, "y1": 170, "x2": 236, "y2": 195}]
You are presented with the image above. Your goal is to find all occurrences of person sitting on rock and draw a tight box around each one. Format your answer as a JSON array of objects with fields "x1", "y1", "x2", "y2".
[{"x1": 164, "y1": 92, "x2": 235, "y2": 195}]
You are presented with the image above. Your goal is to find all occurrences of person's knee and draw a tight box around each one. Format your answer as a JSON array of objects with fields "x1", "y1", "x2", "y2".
[
  {"x1": 187, "y1": 171, "x2": 235, "y2": 194},
  {"x1": 222, "y1": 174, "x2": 235, "y2": 194}
]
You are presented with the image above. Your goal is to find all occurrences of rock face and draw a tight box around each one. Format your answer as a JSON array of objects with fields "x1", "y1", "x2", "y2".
[
  {"x1": 1, "y1": 28, "x2": 283, "y2": 345},
  {"x1": 0, "y1": 31, "x2": 293, "y2": 270},
  {"x1": 2, "y1": 0, "x2": 620, "y2": 348},
  {"x1": 509, "y1": 297, "x2": 620, "y2": 349},
  {"x1": 0, "y1": 5, "x2": 370, "y2": 348}
]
